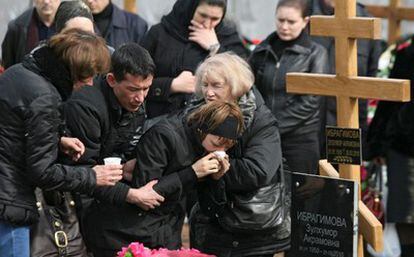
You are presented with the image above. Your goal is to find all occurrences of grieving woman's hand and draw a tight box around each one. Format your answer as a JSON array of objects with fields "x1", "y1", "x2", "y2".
[
  {"x1": 92, "y1": 164, "x2": 123, "y2": 186},
  {"x1": 126, "y1": 180, "x2": 165, "y2": 210},
  {"x1": 192, "y1": 152, "x2": 220, "y2": 179},
  {"x1": 59, "y1": 136, "x2": 85, "y2": 161},
  {"x1": 211, "y1": 155, "x2": 230, "y2": 180},
  {"x1": 188, "y1": 19, "x2": 219, "y2": 50},
  {"x1": 171, "y1": 71, "x2": 196, "y2": 94}
]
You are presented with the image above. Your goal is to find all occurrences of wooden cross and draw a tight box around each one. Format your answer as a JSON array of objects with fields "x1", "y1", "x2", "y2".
[
  {"x1": 286, "y1": 0, "x2": 410, "y2": 256},
  {"x1": 124, "y1": 0, "x2": 137, "y2": 13},
  {"x1": 365, "y1": 0, "x2": 414, "y2": 44}
]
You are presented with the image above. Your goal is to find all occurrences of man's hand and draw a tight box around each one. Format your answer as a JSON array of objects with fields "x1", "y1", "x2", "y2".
[
  {"x1": 188, "y1": 19, "x2": 219, "y2": 50},
  {"x1": 126, "y1": 180, "x2": 165, "y2": 210},
  {"x1": 171, "y1": 71, "x2": 196, "y2": 94},
  {"x1": 92, "y1": 164, "x2": 123, "y2": 186},
  {"x1": 192, "y1": 153, "x2": 220, "y2": 179},
  {"x1": 60, "y1": 137, "x2": 85, "y2": 161},
  {"x1": 123, "y1": 158, "x2": 136, "y2": 182},
  {"x1": 211, "y1": 155, "x2": 230, "y2": 180}
]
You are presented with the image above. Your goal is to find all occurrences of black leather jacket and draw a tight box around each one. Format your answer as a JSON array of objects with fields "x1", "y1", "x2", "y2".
[
  {"x1": 62, "y1": 76, "x2": 147, "y2": 205},
  {"x1": 0, "y1": 47, "x2": 96, "y2": 226},
  {"x1": 249, "y1": 32, "x2": 328, "y2": 135}
]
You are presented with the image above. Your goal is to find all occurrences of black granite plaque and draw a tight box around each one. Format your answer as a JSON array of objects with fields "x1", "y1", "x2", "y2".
[
  {"x1": 326, "y1": 126, "x2": 362, "y2": 165},
  {"x1": 291, "y1": 173, "x2": 358, "y2": 257}
]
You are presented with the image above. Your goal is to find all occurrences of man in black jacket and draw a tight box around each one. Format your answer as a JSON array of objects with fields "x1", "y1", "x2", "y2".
[
  {"x1": 83, "y1": 0, "x2": 148, "y2": 48},
  {"x1": 62, "y1": 43, "x2": 164, "y2": 220},
  {"x1": 1, "y1": 0, "x2": 60, "y2": 69},
  {"x1": 308, "y1": 0, "x2": 382, "y2": 159}
]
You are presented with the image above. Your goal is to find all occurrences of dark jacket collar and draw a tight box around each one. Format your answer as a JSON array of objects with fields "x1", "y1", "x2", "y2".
[
  {"x1": 14, "y1": 8, "x2": 35, "y2": 27},
  {"x1": 254, "y1": 31, "x2": 312, "y2": 56},
  {"x1": 22, "y1": 45, "x2": 73, "y2": 101}
]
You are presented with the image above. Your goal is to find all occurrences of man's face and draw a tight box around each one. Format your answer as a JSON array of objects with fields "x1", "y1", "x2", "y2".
[
  {"x1": 83, "y1": 0, "x2": 110, "y2": 14},
  {"x1": 107, "y1": 73, "x2": 153, "y2": 112},
  {"x1": 34, "y1": 0, "x2": 60, "y2": 17}
]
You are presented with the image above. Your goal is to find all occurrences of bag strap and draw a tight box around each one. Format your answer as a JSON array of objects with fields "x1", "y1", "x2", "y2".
[{"x1": 42, "y1": 195, "x2": 68, "y2": 257}]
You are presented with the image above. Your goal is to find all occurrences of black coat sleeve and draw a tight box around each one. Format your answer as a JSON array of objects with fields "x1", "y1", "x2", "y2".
[
  {"x1": 25, "y1": 94, "x2": 96, "y2": 194},
  {"x1": 63, "y1": 99, "x2": 103, "y2": 166},
  {"x1": 277, "y1": 44, "x2": 328, "y2": 133},
  {"x1": 225, "y1": 108, "x2": 283, "y2": 191},
  {"x1": 133, "y1": 125, "x2": 197, "y2": 200}
]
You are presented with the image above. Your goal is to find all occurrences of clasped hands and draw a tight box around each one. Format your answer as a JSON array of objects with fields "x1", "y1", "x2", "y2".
[{"x1": 192, "y1": 152, "x2": 230, "y2": 180}]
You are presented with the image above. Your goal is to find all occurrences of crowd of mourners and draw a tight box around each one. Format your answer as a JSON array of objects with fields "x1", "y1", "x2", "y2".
[{"x1": 0, "y1": 0, "x2": 413, "y2": 257}]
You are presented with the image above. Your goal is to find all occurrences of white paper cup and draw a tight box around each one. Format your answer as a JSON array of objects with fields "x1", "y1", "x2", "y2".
[{"x1": 103, "y1": 157, "x2": 122, "y2": 165}]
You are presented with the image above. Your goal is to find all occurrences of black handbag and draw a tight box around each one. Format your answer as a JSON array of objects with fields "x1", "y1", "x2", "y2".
[
  {"x1": 30, "y1": 189, "x2": 88, "y2": 257},
  {"x1": 218, "y1": 169, "x2": 290, "y2": 236}
]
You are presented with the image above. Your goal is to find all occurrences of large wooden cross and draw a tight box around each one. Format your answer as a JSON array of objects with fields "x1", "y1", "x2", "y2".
[
  {"x1": 286, "y1": 0, "x2": 410, "y2": 256},
  {"x1": 365, "y1": 0, "x2": 414, "y2": 43}
]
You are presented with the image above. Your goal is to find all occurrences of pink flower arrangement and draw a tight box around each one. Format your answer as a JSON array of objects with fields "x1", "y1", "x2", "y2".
[{"x1": 117, "y1": 242, "x2": 215, "y2": 257}]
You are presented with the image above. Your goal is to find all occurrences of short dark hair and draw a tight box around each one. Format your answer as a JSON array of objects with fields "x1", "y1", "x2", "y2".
[
  {"x1": 111, "y1": 43, "x2": 155, "y2": 82},
  {"x1": 199, "y1": 0, "x2": 227, "y2": 12},
  {"x1": 55, "y1": 0, "x2": 93, "y2": 32},
  {"x1": 49, "y1": 28, "x2": 110, "y2": 82},
  {"x1": 276, "y1": 0, "x2": 309, "y2": 18}
]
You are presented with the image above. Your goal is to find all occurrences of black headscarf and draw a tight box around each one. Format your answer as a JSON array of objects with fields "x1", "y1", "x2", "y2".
[
  {"x1": 161, "y1": 0, "x2": 233, "y2": 42},
  {"x1": 160, "y1": 0, "x2": 239, "y2": 72}
]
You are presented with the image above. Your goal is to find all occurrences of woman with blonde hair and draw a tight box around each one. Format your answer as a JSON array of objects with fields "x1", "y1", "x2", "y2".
[{"x1": 189, "y1": 52, "x2": 289, "y2": 257}]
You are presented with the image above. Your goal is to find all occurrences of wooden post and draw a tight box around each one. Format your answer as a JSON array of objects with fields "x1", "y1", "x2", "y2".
[
  {"x1": 124, "y1": 0, "x2": 137, "y2": 13},
  {"x1": 287, "y1": 0, "x2": 411, "y2": 256},
  {"x1": 365, "y1": 0, "x2": 414, "y2": 43}
]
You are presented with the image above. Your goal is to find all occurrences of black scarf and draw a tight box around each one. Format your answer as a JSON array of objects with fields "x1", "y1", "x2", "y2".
[
  {"x1": 26, "y1": 46, "x2": 73, "y2": 101},
  {"x1": 93, "y1": 2, "x2": 113, "y2": 38},
  {"x1": 271, "y1": 30, "x2": 311, "y2": 59}
]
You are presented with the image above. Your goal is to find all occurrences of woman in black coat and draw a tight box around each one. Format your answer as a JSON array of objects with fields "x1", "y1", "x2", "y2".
[
  {"x1": 142, "y1": 0, "x2": 248, "y2": 118},
  {"x1": 249, "y1": 0, "x2": 328, "y2": 174},
  {"x1": 0, "y1": 29, "x2": 122, "y2": 257},
  {"x1": 189, "y1": 53, "x2": 289, "y2": 257}
]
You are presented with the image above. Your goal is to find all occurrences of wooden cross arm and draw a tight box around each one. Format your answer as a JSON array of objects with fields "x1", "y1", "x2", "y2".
[
  {"x1": 319, "y1": 160, "x2": 383, "y2": 252},
  {"x1": 359, "y1": 201, "x2": 383, "y2": 252},
  {"x1": 365, "y1": 5, "x2": 414, "y2": 21},
  {"x1": 310, "y1": 16, "x2": 382, "y2": 39},
  {"x1": 286, "y1": 73, "x2": 410, "y2": 102}
]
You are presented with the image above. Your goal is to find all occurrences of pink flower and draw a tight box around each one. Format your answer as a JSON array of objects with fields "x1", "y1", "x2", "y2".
[
  {"x1": 117, "y1": 242, "x2": 151, "y2": 257},
  {"x1": 117, "y1": 242, "x2": 215, "y2": 257}
]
